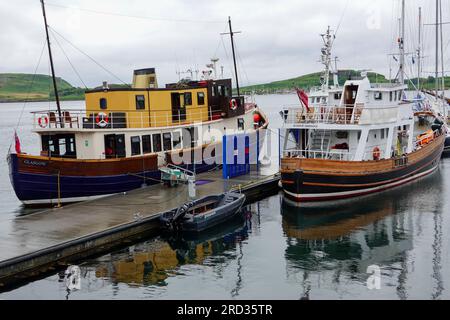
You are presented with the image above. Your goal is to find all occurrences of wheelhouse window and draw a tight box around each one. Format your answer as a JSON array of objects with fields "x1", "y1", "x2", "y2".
[
  {"x1": 389, "y1": 91, "x2": 393, "y2": 101},
  {"x1": 374, "y1": 92, "x2": 383, "y2": 100},
  {"x1": 197, "y1": 92, "x2": 205, "y2": 105},
  {"x1": 152, "y1": 134, "x2": 162, "y2": 152},
  {"x1": 130, "y1": 136, "x2": 141, "y2": 156},
  {"x1": 237, "y1": 118, "x2": 244, "y2": 131},
  {"x1": 163, "y1": 132, "x2": 172, "y2": 151},
  {"x1": 41, "y1": 134, "x2": 76, "y2": 158},
  {"x1": 100, "y1": 98, "x2": 107, "y2": 109},
  {"x1": 142, "y1": 135, "x2": 152, "y2": 154},
  {"x1": 334, "y1": 93, "x2": 342, "y2": 100},
  {"x1": 184, "y1": 92, "x2": 192, "y2": 106},
  {"x1": 173, "y1": 131, "x2": 182, "y2": 149},
  {"x1": 136, "y1": 95, "x2": 145, "y2": 110}
]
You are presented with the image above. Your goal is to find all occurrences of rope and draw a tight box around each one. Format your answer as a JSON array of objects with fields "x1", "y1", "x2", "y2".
[
  {"x1": 49, "y1": 28, "x2": 88, "y2": 89},
  {"x1": 8, "y1": 40, "x2": 46, "y2": 154},
  {"x1": 49, "y1": 26, "x2": 130, "y2": 87},
  {"x1": 45, "y1": 2, "x2": 224, "y2": 24}
]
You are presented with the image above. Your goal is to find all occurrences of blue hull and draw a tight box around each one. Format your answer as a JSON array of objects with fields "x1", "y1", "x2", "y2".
[
  {"x1": 8, "y1": 154, "x2": 218, "y2": 205},
  {"x1": 7, "y1": 154, "x2": 162, "y2": 204}
]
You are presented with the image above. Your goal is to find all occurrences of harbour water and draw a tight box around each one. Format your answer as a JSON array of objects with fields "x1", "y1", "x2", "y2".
[{"x1": 0, "y1": 95, "x2": 450, "y2": 299}]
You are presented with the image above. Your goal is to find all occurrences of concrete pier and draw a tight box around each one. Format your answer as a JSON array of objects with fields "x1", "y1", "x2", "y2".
[{"x1": 0, "y1": 169, "x2": 279, "y2": 287}]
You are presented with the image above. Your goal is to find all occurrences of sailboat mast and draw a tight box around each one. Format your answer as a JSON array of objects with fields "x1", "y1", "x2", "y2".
[
  {"x1": 417, "y1": 7, "x2": 422, "y2": 91},
  {"x1": 439, "y1": 0, "x2": 445, "y2": 99},
  {"x1": 435, "y1": 0, "x2": 439, "y2": 100},
  {"x1": 399, "y1": 0, "x2": 405, "y2": 85},
  {"x1": 228, "y1": 17, "x2": 240, "y2": 97},
  {"x1": 40, "y1": 0, "x2": 62, "y2": 119}
]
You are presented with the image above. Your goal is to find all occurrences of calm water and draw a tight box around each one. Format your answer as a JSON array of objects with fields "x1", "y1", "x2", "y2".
[{"x1": 0, "y1": 95, "x2": 449, "y2": 300}]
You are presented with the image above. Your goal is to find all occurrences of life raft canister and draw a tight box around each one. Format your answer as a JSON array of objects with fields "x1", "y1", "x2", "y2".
[
  {"x1": 229, "y1": 99, "x2": 237, "y2": 111},
  {"x1": 95, "y1": 112, "x2": 109, "y2": 128},
  {"x1": 373, "y1": 146, "x2": 381, "y2": 161},
  {"x1": 38, "y1": 115, "x2": 49, "y2": 128}
]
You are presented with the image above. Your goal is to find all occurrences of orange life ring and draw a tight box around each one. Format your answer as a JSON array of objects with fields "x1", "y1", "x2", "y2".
[
  {"x1": 229, "y1": 99, "x2": 237, "y2": 111},
  {"x1": 38, "y1": 115, "x2": 49, "y2": 128},
  {"x1": 95, "y1": 112, "x2": 109, "y2": 128},
  {"x1": 373, "y1": 146, "x2": 381, "y2": 161}
]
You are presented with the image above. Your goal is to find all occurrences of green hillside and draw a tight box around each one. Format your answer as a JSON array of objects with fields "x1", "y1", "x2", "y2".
[
  {"x1": 240, "y1": 70, "x2": 389, "y2": 94},
  {"x1": 240, "y1": 70, "x2": 449, "y2": 94},
  {"x1": 0, "y1": 73, "x2": 85, "y2": 102}
]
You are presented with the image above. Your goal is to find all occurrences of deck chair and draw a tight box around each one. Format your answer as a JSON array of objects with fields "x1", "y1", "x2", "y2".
[
  {"x1": 48, "y1": 111, "x2": 58, "y2": 128},
  {"x1": 63, "y1": 111, "x2": 78, "y2": 128}
]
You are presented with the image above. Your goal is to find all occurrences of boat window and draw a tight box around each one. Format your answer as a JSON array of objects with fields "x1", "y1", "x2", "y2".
[
  {"x1": 381, "y1": 128, "x2": 385, "y2": 139},
  {"x1": 152, "y1": 134, "x2": 162, "y2": 152},
  {"x1": 135, "y1": 95, "x2": 145, "y2": 110},
  {"x1": 389, "y1": 92, "x2": 393, "y2": 101},
  {"x1": 218, "y1": 85, "x2": 225, "y2": 96},
  {"x1": 237, "y1": 118, "x2": 244, "y2": 131},
  {"x1": 131, "y1": 136, "x2": 141, "y2": 156},
  {"x1": 184, "y1": 92, "x2": 192, "y2": 106},
  {"x1": 173, "y1": 131, "x2": 182, "y2": 149},
  {"x1": 334, "y1": 93, "x2": 342, "y2": 100},
  {"x1": 142, "y1": 135, "x2": 152, "y2": 154},
  {"x1": 225, "y1": 87, "x2": 231, "y2": 97},
  {"x1": 41, "y1": 134, "x2": 76, "y2": 158},
  {"x1": 212, "y1": 86, "x2": 218, "y2": 97},
  {"x1": 163, "y1": 133, "x2": 172, "y2": 151},
  {"x1": 358, "y1": 131, "x2": 361, "y2": 140},
  {"x1": 197, "y1": 92, "x2": 205, "y2": 105},
  {"x1": 374, "y1": 92, "x2": 383, "y2": 100},
  {"x1": 100, "y1": 98, "x2": 107, "y2": 110}
]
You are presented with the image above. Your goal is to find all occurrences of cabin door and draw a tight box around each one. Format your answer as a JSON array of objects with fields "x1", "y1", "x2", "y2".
[
  {"x1": 171, "y1": 93, "x2": 186, "y2": 122},
  {"x1": 104, "y1": 134, "x2": 126, "y2": 158}
]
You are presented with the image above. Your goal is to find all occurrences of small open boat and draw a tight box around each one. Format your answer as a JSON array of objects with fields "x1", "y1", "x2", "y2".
[{"x1": 160, "y1": 192, "x2": 246, "y2": 232}]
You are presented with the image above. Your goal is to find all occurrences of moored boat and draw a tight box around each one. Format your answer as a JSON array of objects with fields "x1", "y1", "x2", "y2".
[
  {"x1": 7, "y1": 3, "x2": 268, "y2": 206},
  {"x1": 160, "y1": 192, "x2": 246, "y2": 232}
]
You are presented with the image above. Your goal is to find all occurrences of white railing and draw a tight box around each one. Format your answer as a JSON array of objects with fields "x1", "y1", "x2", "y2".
[
  {"x1": 283, "y1": 148, "x2": 354, "y2": 161},
  {"x1": 281, "y1": 103, "x2": 364, "y2": 125},
  {"x1": 31, "y1": 108, "x2": 223, "y2": 130}
]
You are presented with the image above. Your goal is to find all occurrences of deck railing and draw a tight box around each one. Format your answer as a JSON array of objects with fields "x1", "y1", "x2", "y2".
[
  {"x1": 31, "y1": 108, "x2": 223, "y2": 130},
  {"x1": 281, "y1": 103, "x2": 364, "y2": 125},
  {"x1": 282, "y1": 148, "x2": 354, "y2": 161}
]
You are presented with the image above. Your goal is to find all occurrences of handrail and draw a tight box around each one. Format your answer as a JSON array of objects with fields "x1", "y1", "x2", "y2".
[
  {"x1": 31, "y1": 108, "x2": 223, "y2": 130},
  {"x1": 281, "y1": 104, "x2": 365, "y2": 125}
]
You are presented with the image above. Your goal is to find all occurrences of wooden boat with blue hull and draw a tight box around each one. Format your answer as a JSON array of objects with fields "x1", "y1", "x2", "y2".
[
  {"x1": 160, "y1": 192, "x2": 246, "y2": 233},
  {"x1": 8, "y1": 4, "x2": 268, "y2": 206}
]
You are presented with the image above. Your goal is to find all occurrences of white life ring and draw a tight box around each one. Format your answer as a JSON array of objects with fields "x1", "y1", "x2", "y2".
[
  {"x1": 229, "y1": 99, "x2": 237, "y2": 111},
  {"x1": 95, "y1": 112, "x2": 109, "y2": 128},
  {"x1": 38, "y1": 115, "x2": 49, "y2": 128}
]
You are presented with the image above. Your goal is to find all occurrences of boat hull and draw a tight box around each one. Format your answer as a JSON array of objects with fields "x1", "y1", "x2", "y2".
[
  {"x1": 7, "y1": 153, "x2": 162, "y2": 205},
  {"x1": 160, "y1": 193, "x2": 246, "y2": 233},
  {"x1": 281, "y1": 134, "x2": 445, "y2": 202},
  {"x1": 444, "y1": 134, "x2": 450, "y2": 154}
]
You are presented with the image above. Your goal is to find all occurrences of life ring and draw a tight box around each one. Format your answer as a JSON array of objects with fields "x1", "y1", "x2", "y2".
[
  {"x1": 373, "y1": 146, "x2": 381, "y2": 161},
  {"x1": 38, "y1": 115, "x2": 49, "y2": 128},
  {"x1": 95, "y1": 112, "x2": 109, "y2": 128},
  {"x1": 229, "y1": 99, "x2": 237, "y2": 111}
]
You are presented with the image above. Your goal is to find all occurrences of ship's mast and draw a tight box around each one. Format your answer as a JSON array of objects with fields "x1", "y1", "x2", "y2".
[
  {"x1": 398, "y1": 0, "x2": 405, "y2": 85},
  {"x1": 439, "y1": 0, "x2": 445, "y2": 100},
  {"x1": 435, "y1": 0, "x2": 439, "y2": 100},
  {"x1": 40, "y1": 0, "x2": 62, "y2": 121},
  {"x1": 417, "y1": 7, "x2": 422, "y2": 91},
  {"x1": 224, "y1": 17, "x2": 241, "y2": 97},
  {"x1": 320, "y1": 26, "x2": 333, "y2": 91}
]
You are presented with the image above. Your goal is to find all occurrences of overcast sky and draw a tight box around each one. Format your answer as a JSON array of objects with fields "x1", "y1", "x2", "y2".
[{"x1": 0, "y1": 0, "x2": 448, "y2": 88}]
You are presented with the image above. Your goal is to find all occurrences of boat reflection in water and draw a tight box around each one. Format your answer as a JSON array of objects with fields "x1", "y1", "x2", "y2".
[
  {"x1": 93, "y1": 207, "x2": 253, "y2": 287},
  {"x1": 281, "y1": 169, "x2": 444, "y2": 299}
]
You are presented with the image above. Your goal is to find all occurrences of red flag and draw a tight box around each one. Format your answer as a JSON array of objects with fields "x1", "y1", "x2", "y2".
[
  {"x1": 296, "y1": 88, "x2": 309, "y2": 111},
  {"x1": 14, "y1": 131, "x2": 21, "y2": 154}
]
